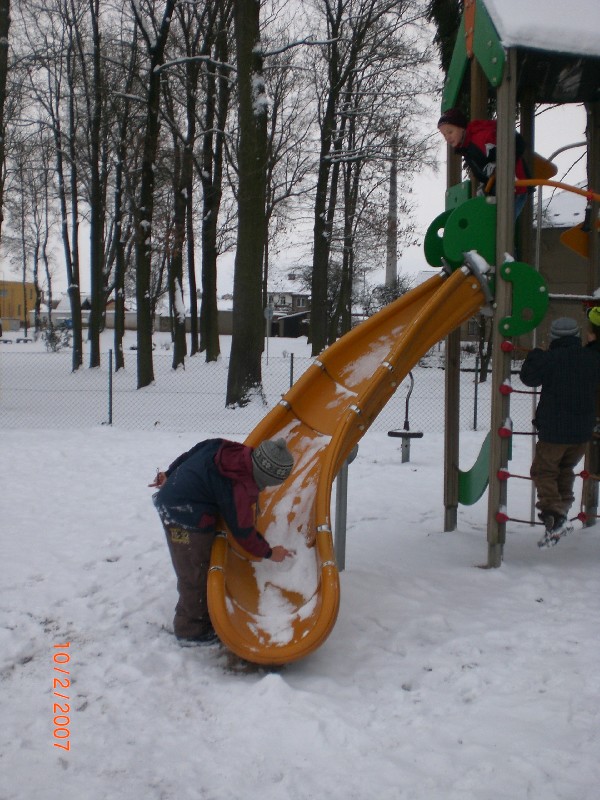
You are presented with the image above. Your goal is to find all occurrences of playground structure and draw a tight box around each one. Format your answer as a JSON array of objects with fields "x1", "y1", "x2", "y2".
[
  {"x1": 434, "y1": 0, "x2": 600, "y2": 569},
  {"x1": 208, "y1": 0, "x2": 600, "y2": 665}
]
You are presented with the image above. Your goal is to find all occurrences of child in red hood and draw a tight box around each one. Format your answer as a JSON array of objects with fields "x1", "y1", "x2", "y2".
[
  {"x1": 437, "y1": 107, "x2": 530, "y2": 218},
  {"x1": 150, "y1": 437, "x2": 294, "y2": 644}
]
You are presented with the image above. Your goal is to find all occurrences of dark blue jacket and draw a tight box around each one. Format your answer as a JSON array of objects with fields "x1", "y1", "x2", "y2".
[
  {"x1": 153, "y1": 439, "x2": 271, "y2": 558},
  {"x1": 519, "y1": 336, "x2": 600, "y2": 443}
]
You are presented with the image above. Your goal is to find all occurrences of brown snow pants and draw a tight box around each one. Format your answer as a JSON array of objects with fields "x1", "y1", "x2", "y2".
[
  {"x1": 161, "y1": 521, "x2": 216, "y2": 640},
  {"x1": 530, "y1": 440, "x2": 587, "y2": 518}
]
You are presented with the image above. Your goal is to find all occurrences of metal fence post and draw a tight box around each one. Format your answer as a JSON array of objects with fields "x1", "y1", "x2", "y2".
[
  {"x1": 289, "y1": 352, "x2": 294, "y2": 388},
  {"x1": 334, "y1": 462, "x2": 348, "y2": 572},
  {"x1": 473, "y1": 356, "x2": 479, "y2": 431},
  {"x1": 108, "y1": 349, "x2": 113, "y2": 425}
]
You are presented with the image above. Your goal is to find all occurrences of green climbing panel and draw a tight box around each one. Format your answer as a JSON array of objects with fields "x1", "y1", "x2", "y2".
[
  {"x1": 441, "y1": 0, "x2": 505, "y2": 109},
  {"x1": 443, "y1": 197, "x2": 497, "y2": 267},
  {"x1": 472, "y1": 0, "x2": 505, "y2": 89},
  {"x1": 445, "y1": 180, "x2": 472, "y2": 210},
  {"x1": 497, "y1": 260, "x2": 549, "y2": 337},
  {"x1": 441, "y1": 15, "x2": 468, "y2": 110}
]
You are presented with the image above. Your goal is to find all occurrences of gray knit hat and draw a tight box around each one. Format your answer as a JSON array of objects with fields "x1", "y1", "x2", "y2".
[
  {"x1": 549, "y1": 317, "x2": 580, "y2": 341},
  {"x1": 251, "y1": 438, "x2": 294, "y2": 490}
]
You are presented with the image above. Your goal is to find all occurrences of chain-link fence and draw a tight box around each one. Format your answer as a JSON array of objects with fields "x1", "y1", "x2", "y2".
[{"x1": 0, "y1": 348, "x2": 536, "y2": 436}]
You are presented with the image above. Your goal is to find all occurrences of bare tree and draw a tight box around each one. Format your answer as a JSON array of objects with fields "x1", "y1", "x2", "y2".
[
  {"x1": 80, "y1": 0, "x2": 105, "y2": 368},
  {"x1": 197, "y1": 0, "x2": 234, "y2": 362},
  {"x1": 15, "y1": 0, "x2": 86, "y2": 369},
  {"x1": 226, "y1": 0, "x2": 268, "y2": 406},
  {"x1": 105, "y1": 19, "x2": 139, "y2": 371},
  {"x1": 307, "y1": 0, "x2": 434, "y2": 354},
  {"x1": 130, "y1": 0, "x2": 177, "y2": 389},
  {"x1": 5, "y1": 125, "x2": 58, "y2": 334},
  {"x1": 0, "y1": 0, "x2": 10, "y2": 241},
  {"x1": 261, "y1": 33, "x2": 314, "y2": 307}
]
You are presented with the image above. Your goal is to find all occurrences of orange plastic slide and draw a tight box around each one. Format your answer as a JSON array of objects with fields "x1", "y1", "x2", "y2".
[{"x1": 208, "y1": 265, "x2": 488, "y2": 665}]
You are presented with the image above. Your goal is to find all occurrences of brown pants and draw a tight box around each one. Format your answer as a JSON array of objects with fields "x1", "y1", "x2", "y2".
[
  {"x1": 530, "y1": 441, "x2": 587, "y2": 518},
  {"x1": 161, "y1": 521, "x2": 215, "y2": 639}
]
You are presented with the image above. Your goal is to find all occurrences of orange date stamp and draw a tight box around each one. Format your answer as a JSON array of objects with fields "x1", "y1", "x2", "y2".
[{"x1": 52, "y1": 642, "x2": 71, "y2": 751}]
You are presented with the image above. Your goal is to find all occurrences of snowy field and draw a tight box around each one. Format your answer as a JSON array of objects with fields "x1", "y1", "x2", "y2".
[{"x1": 1, "y1": 331, "x2": 599, "y2": 800}]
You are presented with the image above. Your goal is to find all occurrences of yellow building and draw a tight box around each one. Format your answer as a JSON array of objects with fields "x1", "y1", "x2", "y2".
[{"x1": 0, "y1": 279, "x2": 37, "y2": 327}]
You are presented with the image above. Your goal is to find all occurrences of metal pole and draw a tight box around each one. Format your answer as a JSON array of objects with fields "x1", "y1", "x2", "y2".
[
  {"x1": 474, "y1": 356, "x2": 479, "y2": 431},
  {"x1": 334, "y1": 462, "x2": 348, "y2": 572},
  {"x1": 289, "y1": 352, "x2": 294, "y2": 388},
  {"x1": 265, "y1": 314, "x2": 269, "y2": 365},
  {"x1": 108, "y1": 348, "x2": 113, "y2": 425},
  {"x1": 334, "y1": 446, "x2": 359, "y2": 572}
]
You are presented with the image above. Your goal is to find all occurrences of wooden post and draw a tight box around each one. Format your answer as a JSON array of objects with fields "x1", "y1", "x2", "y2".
[
  {"x1": 443, "y1": 150, "x2": 464, "y2": 532},
  {"x1": 443, "y1": 61, "x2": 487, "y2": 532},
  {"x1": 486, "y1": 49, "x2": 517, "y2": 567},
  {"x1": 519, "y1": 92, "x2": 536, "y2": 264}
]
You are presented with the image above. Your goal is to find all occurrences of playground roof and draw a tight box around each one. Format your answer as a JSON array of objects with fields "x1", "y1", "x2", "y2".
[
  {"x1": 480, "y1": 0, "x2": 600, "y2": 104},
  {"x1": 484, "y1": 0, "x2": 600, "y2": 59},
  {"x1": 442, "y1": 0, "x2": 600, "y2": 108}
]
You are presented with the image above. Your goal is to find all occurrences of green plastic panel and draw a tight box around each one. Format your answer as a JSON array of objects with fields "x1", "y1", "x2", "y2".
[
  {"x1": 424, "y1": 210, "x2": 454, "y2": 268},
  {"x1": 441, "y1": 16, "x2": 468, "y2": 110},
  {"x1": 443, "y1": 197, "x2": 497, "y2": 267},
  {"x1": 497, "y1": 261, "x2": 549, "y2": 337},
  {"x1": 445, "y1": 180, "x2": 472, "y2": 210},
  {"x1": 458, "y1": 428, "x2": 513, "y2": 506},
  {"x1": 473, "y1": 0, "x2": 505, "y2": 88},
  {"x1": 459, "y1": 431, "x2": 491, "y2": 505}
]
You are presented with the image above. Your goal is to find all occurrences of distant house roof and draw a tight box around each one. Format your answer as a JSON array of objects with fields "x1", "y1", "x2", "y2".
[
  {"x1": 267, "y1": 268, "x2": 309, "y2": 295},
  {"x1": 536, "y1": 187, "x2": 588, "y2": 228},
  {"x1": 55, "y1": 294, "x2": 92, "y2": 311}
]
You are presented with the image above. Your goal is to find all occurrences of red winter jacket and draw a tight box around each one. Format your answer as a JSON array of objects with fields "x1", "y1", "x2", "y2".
[{"x1": 456, "y1": 119, "x2": 529, "y2": 195}]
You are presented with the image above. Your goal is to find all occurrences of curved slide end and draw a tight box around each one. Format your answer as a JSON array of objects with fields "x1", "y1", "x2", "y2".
[{"x1": 208, "y1": 531, "x2": 340, "y2": 666}]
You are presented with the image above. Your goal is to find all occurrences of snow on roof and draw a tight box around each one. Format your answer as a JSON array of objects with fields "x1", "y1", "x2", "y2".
[
  {"x1": 267, "y1": 268, "x2": 308, "y2": 294},
  {"x1": 536, "y1": 187, "x2": 588, "y2": 228},
  {"x1": 483, "y1": 0, "x2": 600, "y2": 59}
]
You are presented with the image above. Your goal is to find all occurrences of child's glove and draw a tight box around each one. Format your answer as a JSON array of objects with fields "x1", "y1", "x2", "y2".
[{"x1": 148, "y1": 470, "x2": 167, "y2": 488}]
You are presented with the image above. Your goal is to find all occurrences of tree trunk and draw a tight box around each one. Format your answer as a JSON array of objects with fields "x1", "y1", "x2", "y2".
[
  {"x1": 226, "y1": 0, "x2": 267, "y2": 406},
  {"x1": 186, "y1": 176, "x2": 199, "y2": 357},
  {"x1": 0, "y1": 0, "x2": 10, "y2": 242},
  {"x1": 199, "y1": 2, "x2": 232, "y2": 362},
  {"x1": 62, "y1": 43, "x2": 84, "y2": 370},
  {"x1": 310, "y1": 95, "x2": 336, "y2": 355},
  {"x1": 131, "y1": 0, "x2": 177, "y2": 389},
  {"x1": 168, "y1": 141, "x2": 187, "y2": 370},
  {"x1": 87, "y1": 0, "x2": 104, "y2": 369},
  {"x1": 112, "y1": 27, "x2": 138, "y2": 372},
  {"x1": 385, "y1": 133, "x2": 398, "y2": 287}
]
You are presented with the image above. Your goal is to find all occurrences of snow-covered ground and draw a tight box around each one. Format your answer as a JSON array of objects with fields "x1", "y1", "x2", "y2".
[{"x1": 2, "y1": 332, "x2": 599, "y2": 800}]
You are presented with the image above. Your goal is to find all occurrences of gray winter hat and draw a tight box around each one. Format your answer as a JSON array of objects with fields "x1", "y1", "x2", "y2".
[
  {"x1": 251, "y1": 438, "x2": 294, "y2": 490},
  {"x1": 549, "y1": 317, "x2": 580, "y2": 341}
]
